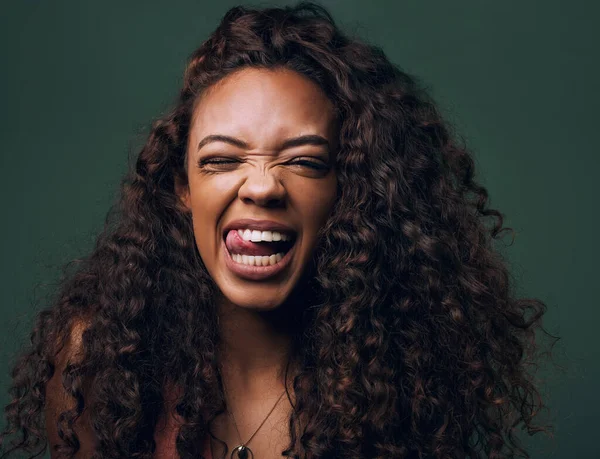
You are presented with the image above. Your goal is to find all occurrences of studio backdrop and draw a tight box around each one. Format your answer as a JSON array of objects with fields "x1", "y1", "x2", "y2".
[{"x1": 1, "y1": 1, "x2": 597, "y2": 458}]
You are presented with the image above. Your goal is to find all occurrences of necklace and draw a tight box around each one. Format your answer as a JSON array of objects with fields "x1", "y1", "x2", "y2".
[{"x1": 222, "y1": 383, "x2": 287, "y2": 459}]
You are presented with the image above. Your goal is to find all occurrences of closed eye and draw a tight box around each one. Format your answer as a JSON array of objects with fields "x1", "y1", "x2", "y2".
[
  {"x1": 198, "y1": 157, "x2": 239, "y2": 165},
  {"x1": 196, "y1": 157, "x2": 241, "y2": 174},
  {"x1": 196, "y1": 156, "x2": 330, "y2": 173},
  {"x1": 287, "y1": 158, "x2": 329, "y2": 170}
]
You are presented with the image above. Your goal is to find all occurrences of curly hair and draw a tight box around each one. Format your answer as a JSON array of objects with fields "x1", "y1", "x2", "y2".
[{"x1": 1, "y1": 2, "x2": 557, "y2": 458}]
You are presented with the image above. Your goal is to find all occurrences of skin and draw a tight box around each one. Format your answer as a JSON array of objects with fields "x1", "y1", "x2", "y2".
[{"x1": 176, "y1": 67, "x2": 339, "y2": 458}]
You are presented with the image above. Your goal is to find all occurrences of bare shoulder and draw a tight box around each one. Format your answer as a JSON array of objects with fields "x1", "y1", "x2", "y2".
[
  {"x1": 44, "y1": 319, "x2": 186, "y2": 458},
  {"x1": 45, "y1": 317, "x2": 95, "y2": 458}
]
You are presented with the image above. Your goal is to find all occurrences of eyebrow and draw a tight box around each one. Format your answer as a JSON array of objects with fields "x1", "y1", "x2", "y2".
[{"x1": 197, "y1": 134, "x2": 330, "y2": 152}]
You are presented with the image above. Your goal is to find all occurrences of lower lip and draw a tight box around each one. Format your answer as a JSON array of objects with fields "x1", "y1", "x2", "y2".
[{"x1": 222, "y1": 238, "x2": 296, "y2": 281}]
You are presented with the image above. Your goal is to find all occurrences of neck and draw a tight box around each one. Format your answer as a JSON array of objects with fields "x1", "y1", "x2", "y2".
[{"x1": 216, "y1": 295, "x2": 301, "y2": 398}]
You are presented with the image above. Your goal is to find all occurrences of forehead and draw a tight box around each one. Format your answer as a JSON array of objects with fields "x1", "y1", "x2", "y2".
[{"x1": 190, "y1": 67, "x2": 337, "y2": 150}]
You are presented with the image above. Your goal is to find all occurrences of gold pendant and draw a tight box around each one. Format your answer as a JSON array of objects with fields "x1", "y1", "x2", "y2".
[{"x1": 231, "y1": 444, "x2": 254, "y2": 459}]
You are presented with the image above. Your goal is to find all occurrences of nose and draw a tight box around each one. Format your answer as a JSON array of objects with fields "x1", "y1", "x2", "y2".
[{"x1": 237, "y1": 167, "x2": 286, "y2": 208}]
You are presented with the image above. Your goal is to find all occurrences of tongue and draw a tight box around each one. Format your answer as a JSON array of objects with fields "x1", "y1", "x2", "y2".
[{"x1": 225, "y1": 230, "x2": 279, "y2": 257}]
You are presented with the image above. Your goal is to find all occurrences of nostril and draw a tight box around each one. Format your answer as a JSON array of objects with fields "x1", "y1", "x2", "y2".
[{"x1": 240, "y1": 196, "x2": 286, "y2": 208}]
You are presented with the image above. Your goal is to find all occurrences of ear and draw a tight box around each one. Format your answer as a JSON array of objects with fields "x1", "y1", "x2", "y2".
[{"x1": 174, "y1": 174, "x2": 191, "y2": 212}]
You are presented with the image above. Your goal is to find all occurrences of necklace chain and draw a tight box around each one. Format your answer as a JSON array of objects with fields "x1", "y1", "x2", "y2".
[{"x1": 222, "y1": 379, "x2": 287, "y2": 453}]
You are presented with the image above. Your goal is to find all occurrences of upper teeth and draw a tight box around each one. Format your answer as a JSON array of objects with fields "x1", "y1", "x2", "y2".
[{"x1": 236, "y1": 229, "x2": 292, "y2": 242}]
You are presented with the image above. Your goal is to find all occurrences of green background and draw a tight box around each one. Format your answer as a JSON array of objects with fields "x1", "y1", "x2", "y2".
[{"x1": 1, "y1": 1, "x2": 597, "y2": 457}]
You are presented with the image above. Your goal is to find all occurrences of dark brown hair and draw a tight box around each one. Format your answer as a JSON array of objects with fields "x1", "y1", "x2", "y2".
[{"x1": 1, "y1": 2, "x2": 557, "y2": 458}]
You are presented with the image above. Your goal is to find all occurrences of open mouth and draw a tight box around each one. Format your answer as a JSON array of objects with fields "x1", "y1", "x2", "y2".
[{"x1": 223, "y1": 229, "x2": 296, "y2": 267}]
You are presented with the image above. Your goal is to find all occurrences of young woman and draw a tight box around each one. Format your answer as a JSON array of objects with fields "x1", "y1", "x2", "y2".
[{"x1": 0, "y1": 2, "x2": 555, "y2": 458}]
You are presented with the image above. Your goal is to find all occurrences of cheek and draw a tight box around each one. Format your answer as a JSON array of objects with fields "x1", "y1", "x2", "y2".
[
  {"x1": 298, "y1": 177, "x2": 337, "y2": 231},
  {"x1": 187, "y1": 178, "x2": 233, "y2": 253},
  {"x1": 188, "y1": 175, "x2": 237, "y2": 216}
]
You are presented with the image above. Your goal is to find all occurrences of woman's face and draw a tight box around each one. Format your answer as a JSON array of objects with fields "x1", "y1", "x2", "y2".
[{"x1": 179, "y1": 67, "x2": 338, "y2": 311}]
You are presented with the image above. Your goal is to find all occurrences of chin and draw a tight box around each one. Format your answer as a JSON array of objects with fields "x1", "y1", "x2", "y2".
[
  {"x1": 214, "y1": 275, "x2": 298, "y2": 311},
  {"x1": 225, "y1": 295, "x2": 288, "y2": 312}
]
